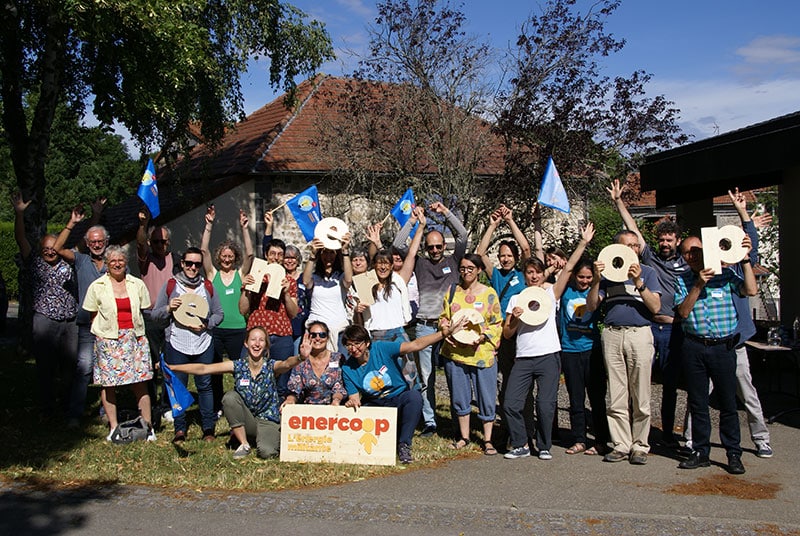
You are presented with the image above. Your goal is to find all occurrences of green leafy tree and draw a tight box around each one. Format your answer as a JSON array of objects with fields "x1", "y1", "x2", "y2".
[{"x1": 0, "y1": 0, "x2": 334, "y2": 239}]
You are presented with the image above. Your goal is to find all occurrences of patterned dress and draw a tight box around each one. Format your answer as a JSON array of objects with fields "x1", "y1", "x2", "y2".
[{"x1": 286, "y1": 352, "x2": 347, "y2": 404}]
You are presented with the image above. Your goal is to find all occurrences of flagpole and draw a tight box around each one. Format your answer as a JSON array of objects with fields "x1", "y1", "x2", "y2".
[
  {"x1": 268, "y1": 199, "x2": 289, "y2": 214},
  {"x1": 380, "y1": 212, "x2": 393, "y2": 225}
]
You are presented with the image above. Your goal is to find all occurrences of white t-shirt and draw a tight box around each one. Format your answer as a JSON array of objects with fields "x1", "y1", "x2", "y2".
[
  {"x1": 308, "y1": 272, "x2": 348, "y2": 330},
  {"x1": 365, "y1": 280, "x2": 408, "y2": 331},
  {"x1": 507, "y1": 285, "x2": 561, "y2": 358}
]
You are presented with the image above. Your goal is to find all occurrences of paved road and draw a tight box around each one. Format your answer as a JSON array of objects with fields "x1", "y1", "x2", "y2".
[{"x1": 3, "y1": 414, "x2": 799, "y2": 535}]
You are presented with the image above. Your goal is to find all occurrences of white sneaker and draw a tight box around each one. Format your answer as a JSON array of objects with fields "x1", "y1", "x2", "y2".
[
  {"x1": 146, "y1": 428, "x2": 157, "y2": 442},
  {"x1": 755, "y1": 441, "x2": 773, "y2": 458},
  {"x1": 538, "y1": 450, "x2": 552, "y2": 460},
  {"x1": 233, "y1": 444, "x2": 252, "y2": 459},
  {"x1": 162, "y1": 410, "x2": 174, "y2": 423}
]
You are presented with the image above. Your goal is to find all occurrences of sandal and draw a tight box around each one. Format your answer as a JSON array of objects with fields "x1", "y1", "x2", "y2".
[
  {"x1": 584, "y1": 444, "x2": 608, "y2": 456},
  {"x1": 566, "y1": 442, "x2": 587, "y2": 455},
  {"x1": 483, "y1": 441, "x2": 498, "y2": 456},
  {"x1": 449, "y1": 437, "x2": 470, "y2": 450}
]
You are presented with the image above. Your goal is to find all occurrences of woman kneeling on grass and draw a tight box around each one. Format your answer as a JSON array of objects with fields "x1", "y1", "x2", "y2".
[
  {"x1": 168, "y1": 326, "x2": 302, "y2": 459},
  {"x1": 341, "y1": 321, "x2": 464, "y2": 464}
]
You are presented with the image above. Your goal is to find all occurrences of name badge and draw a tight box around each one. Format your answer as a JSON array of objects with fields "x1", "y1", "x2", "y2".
[
  {"x1": 328, "y1": 360, "x2": 339, "y2": 369},
  {"x1": 225, "y1": 288, "x2": 235, "y2": 295},
  {"x1": 442, "y1": 266, "x2": 451, "y2": 275},
  {"x1": 510, "y1": 276, "x2": 520, "y2": 286},
  {"x1": 474, "y1": 302, "x2": 484, "y2": 310},
  {"x1": 710, "y1": 289, "x2": 724, "y2": 299},
  {"x1": 239, "y1": 378, "x2": 250, "y2": 387},
  {"x1": 378, "y1": 365, "x2": 388, "y2": 376}
]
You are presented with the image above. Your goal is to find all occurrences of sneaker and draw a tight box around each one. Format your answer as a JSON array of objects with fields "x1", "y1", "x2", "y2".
[
  {"x1": 678, "y1": 451, "x2": 710, "y2": 469},
  {"x1": 504, "y1": 446, "x2": 531, "y2": 459},
  {"x1": 538, "y1": 449, "x2": 552, "y2": 460},
  {"x1": 162, "y1": 410, "x2": 174, "y2": 424},
  {"x1": 233, "y1": 444, "x2": 252, "y2": 459},
  {"x1": 398, "y1": 442, "x2": 413, "y2": 464},
  {"x1": 420, "y1": 425, "x2": 437, "y2": 437},
  {"x1": 603, "y1": 450, "x2": 629, "y2": 463},
  {"x1": 727, "y1": 453, "x2": 746, "y2": 475},
  {"x1": 106, "y1": 429, "x2": 114, "y2": 442},
  {"x1": 146, "y1": 427, "x2": 157, "y2": 442},
  {"x1": 755, "y1": 441, "x2": 773, "y2": 458},
  {"x1": 629, "y1": 451, "x2": 648, "y2": 465}
]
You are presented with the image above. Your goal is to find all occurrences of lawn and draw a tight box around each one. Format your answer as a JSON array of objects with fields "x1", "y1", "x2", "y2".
[{"x1": 0, "y1": 326, "x2": 481, "y2": 492}]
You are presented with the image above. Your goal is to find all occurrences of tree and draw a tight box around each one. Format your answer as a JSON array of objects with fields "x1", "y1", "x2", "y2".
[
  {"x1": 496, "y1": 0, "x2": 689, "y2": 226},
  {"x1": 313, "y1": 0, "x2": 501, "y2": 236},
  {"x1": 0, "y1": 0, "x2": 334, "y2": 239}
]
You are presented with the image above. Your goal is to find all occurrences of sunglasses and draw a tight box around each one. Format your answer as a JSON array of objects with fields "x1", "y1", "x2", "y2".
[
  {"x1": 426, "y1": 244, "x2": 444, "y2": 251},
  {"x1": 308, "y1": 331, "x2": 328, "y2": 339},
  {"x1": 182, "y1": 260, "x2": 202, "y2": 268}
]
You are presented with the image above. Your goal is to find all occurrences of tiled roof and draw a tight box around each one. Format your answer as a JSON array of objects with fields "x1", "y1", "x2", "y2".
[
  {"x1": 623, "y1": 172, "x2": 758, "y2": 208},
  {"x1": 100, "y1": 75, "x2": 508, "y2": 245}
]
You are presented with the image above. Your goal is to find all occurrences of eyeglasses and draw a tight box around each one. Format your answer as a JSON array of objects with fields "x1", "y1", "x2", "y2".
[
  {"x1": 343, "y1": 340, "x2": 366, "y2": 349},
  {"x1": 182, "y1": 260, "x2": 202, "y2": 268},
  {"x1": 458, "y1": 266, "x2": 476, "y2": 273},
  {"x1": 308, "y1": 332, "x2": 328, "y2": 339},
  {"x1": 426, "y1": 244, "x2": 444, "y2": 251}
]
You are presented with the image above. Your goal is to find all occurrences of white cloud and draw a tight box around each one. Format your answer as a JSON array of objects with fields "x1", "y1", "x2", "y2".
[
  {"x1": 736, "y1": 35, "x2": 800, "y2": 65},
  {"x1": 650, "y1": 77, "x2": 800, "y2": 140},
  {"x1": 335, "y1": 0, "x2": 374, "y2": 18}
]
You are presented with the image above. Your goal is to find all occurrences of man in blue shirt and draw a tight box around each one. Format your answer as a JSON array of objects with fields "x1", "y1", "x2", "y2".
[{"x1": 675, "y1": 234, "x2": 757, "y2": 475}]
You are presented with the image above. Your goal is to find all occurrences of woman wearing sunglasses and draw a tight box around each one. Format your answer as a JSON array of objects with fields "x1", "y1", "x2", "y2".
[
  {"x1": 152, "y1": 247, "x2": 224, "y2": 444},
  {"x1": 283, "y1": 321, "x2": 346, "y2": 405}
]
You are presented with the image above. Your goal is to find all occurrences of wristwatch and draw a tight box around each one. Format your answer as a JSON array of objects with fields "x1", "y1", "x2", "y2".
[{"x1": 636, "y1": 282, "x2": 647, "y2": 293}]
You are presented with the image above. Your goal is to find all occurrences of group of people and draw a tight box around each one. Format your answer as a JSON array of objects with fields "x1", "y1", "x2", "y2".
[{"x1": 16, "y1": 180, "x2": 772, "y2": 471}]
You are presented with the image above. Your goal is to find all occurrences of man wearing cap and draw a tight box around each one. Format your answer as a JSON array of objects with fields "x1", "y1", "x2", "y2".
[
  {"x1": 675, "y1": 232, "x2": 756, "y2": 475},
  {"x1": 393, "y1": 201, "x2": 468, "y2": 437},
  {"x1": 586, "y1": 230, "x2": 662, "y2": 465},
  {"x1": 608, "y1": 179, "x2": 688, "y2": 449}
]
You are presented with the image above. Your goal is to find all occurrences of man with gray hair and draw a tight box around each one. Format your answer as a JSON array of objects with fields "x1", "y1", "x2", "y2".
[{"x1": 55, "y1": 208, "x2": 111, "y2": 427}]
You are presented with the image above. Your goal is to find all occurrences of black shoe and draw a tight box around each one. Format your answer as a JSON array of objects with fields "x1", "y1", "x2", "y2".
[
  {"x1": 420, "y1": 425, "x2": 437, "y2": 438},
  {"x1": 727, "y1": 453, "x2": 746, "y2": 475},
  {"x1": 678, "y1": 451, "x2": 710, "y2": 469}
]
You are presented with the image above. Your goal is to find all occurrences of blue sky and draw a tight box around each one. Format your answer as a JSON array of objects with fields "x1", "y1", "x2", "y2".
[{"x1": 242, "y1": 0, "x2": 800, "y2": 142}]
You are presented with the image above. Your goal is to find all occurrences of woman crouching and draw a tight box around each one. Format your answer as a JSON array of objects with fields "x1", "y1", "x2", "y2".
[{"x1": 168, "y1": 326, "x2": 302, "y2": 459}]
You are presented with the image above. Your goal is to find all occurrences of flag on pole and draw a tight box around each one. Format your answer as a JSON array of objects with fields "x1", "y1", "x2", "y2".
[
  {"x1": 286, "y1": 185, "x2": 322, "y2": 242},
  {"x1": 537, "y1": 156, "x2": 570, "y2": 214},
  {"x1": 391, "y1": 188, "x2": 419, "y2": 238},
  {"x1": 160, "y1": 354, "x2": 194, "y2": 417},
  {"x1": 137, "y1": 158, "x2": 160, "y2": 218}
]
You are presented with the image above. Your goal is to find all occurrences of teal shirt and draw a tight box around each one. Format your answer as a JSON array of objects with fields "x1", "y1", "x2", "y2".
[{"x1": 213, "y1": 271, "x2": 246, "y2": 329}]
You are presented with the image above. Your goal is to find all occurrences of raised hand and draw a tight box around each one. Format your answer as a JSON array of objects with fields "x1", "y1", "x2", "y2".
[
  {"x1": 239, "y1": 209, "x2": 249, "y2": 228},
  {"x1": 205, "y1": 204, "x2": 216, "y2": 225},
  {"x1": 606, "y1": 179, "x2": 624, "y2": 202},
  {"x1": 11, "y1": 192, "x2": 31, "y2": 214}
]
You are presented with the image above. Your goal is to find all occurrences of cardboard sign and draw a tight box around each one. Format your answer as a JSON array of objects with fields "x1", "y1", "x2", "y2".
[
  {"x1": 280, "y1": 405, "x2": 398, "y2": 465},
  {"x1": 597, "y1": 244, "x2": 639, "y2": 283},
  {"x1": 515, "y1": 286, "x2": 553, "y2": 326},
  {"x1": 701, "y1": 225, "x2": 747, "y2": 275},
  {"x1": 353, "y1": 270, "x2": 379, "y2": 306},
  {"x1": 246, "y1": 259, "x2": 285, "y2": 298},
  {"x1": 173, "y1": 293, "x2": 209, "y2": 328}
]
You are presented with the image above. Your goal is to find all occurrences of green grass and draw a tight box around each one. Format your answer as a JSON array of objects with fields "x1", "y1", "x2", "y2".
[{"x1": 0, "y1": 334, "x2": 481, "y2": 492}]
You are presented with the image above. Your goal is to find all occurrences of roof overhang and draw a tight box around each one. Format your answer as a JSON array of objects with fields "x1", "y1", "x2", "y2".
[{"x1": 639, "y1": 111, "x2": 800, "y2": 207}]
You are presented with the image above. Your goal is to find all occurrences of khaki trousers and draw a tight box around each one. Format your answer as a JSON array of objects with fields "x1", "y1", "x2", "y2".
[{"x1": 601, "y1": 326, "x2": 654, "y2": 454}]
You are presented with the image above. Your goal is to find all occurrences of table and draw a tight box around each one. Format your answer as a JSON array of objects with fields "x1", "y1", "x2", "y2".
[{"x1": 745, "y1": 340, "x2": 800, "y2": 423}]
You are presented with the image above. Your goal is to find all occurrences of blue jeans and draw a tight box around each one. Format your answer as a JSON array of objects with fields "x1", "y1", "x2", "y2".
[
  {"x1": 68, "y1": 324, "x2": 95, "y2": 419},
  {"x1": 444, "y1": 359, "x2": 497, "y2": 421},
  {"x1": 683, "y1": 337, "x2": 741, "y2": 458},
  {"x1": 212, "y1": 327, "x2": 246, "y2": 412},
  {"x1": 365, "y1": 389, "x2": 422, "y2": 446},
  {"x1": 652, "y1": 322, "x2": 683, "y2": 439},
  {"x1": 166, "y1": 342, "x2": 215, "y2": 434},
  {"x1": 415, "y1": 323, "x2": 441, "y2": 428}
]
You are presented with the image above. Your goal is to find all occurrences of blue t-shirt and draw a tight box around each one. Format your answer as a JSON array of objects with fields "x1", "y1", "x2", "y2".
[
  {"x1": 342, "y1": 340, "x2": 406, "y2": 400},
  {"x1": 559, "y1": 284, "x2": 599, "y2": 353},
  {"x1": 598, "y1": 264, "x2": 661, "y2": 327},
  {"x1": 491, "y1": 268, "x2": 525, "y2": 319}
]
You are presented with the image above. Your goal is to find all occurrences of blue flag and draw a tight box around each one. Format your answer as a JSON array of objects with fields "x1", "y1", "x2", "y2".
[
  {"x1": 137, "y1": 158, "x2": 160, "y2": 218},
  {"x1": 160, "y1": 354, "x2": 194, "y2": 417},
  {"x1": 390, "y1": 188, "x2": 419, "y2": 238},
  {"x1": 286, "y1": 185, "x2": 322, "y2": 242},
  {"x1": 537, "y1": 157, "x2": 570, "y2": 214}
]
